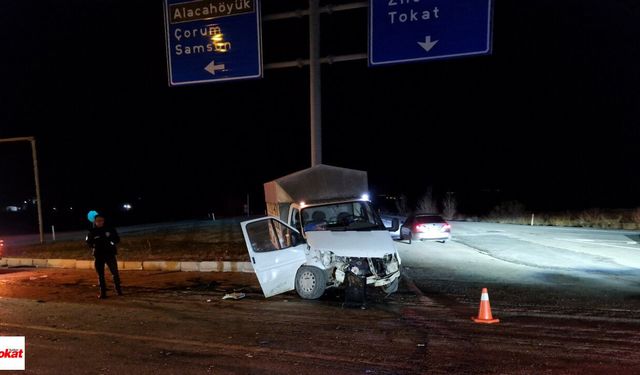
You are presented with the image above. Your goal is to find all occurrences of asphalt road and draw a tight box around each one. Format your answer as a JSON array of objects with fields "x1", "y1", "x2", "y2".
[
  {"x1": 0, "y1": 269, "x2": 429, "y2": 374},
  {"x1": 398, "y1": 221, "x2": 640, "y2": 323},
  {"x1": 400, "y1": 221, "x2": 640, "y2": 289}
]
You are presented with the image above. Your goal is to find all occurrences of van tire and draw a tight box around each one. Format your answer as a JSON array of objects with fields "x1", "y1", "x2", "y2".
[{"x1": 295, "y1": 266, "x2": 326, "y2": 300}]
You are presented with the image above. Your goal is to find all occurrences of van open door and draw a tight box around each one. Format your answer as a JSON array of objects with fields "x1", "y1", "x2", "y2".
[{"x1": 240, "y1": 217, "x2": 307, "y2": 298}]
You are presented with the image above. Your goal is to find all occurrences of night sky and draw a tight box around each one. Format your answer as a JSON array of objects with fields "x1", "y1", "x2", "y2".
[{"x1": 1, "y1": 0, "x2": 639, "y2": 232}]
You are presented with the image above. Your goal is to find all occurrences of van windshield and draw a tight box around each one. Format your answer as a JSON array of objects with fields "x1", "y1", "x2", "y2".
[{"x1": 301, "y1": 201, "x2": 385, "y2": 232}]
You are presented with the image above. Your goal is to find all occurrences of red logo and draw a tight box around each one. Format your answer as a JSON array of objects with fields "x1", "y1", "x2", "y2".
[{"x1": 0, "y1": 349, "x2": 23, "y2": 358}]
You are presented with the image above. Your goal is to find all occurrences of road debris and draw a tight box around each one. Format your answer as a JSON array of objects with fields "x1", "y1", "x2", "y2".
[{"x1": 222, "y1": 292, "x2": 246, "y2": 300}]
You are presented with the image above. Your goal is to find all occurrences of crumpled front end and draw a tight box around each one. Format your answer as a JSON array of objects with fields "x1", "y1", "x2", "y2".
[{"x1": 331, "y1": 253, "x2": 401, "y2": 288}]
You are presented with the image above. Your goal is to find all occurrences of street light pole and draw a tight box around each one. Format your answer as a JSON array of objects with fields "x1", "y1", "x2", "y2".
[
  {"x1": 30, "y1": 139, "x2": 44, "y2": 244},
  {"x1": 0, "y1": 136, "x2": 45, "y2": 244}
]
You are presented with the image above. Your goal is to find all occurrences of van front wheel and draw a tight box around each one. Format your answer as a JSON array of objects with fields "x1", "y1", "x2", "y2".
[{"x1": 295, "y1": 266, "x2": 326, "y2": 300}]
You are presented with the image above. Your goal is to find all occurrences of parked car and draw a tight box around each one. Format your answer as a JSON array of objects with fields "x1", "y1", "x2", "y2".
[{"x1": 400, "y1": 214, "x2": 451, "y2": 243}]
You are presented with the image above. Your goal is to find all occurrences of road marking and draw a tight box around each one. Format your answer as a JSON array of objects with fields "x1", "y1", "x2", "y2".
[
  {"x1": 501, "y1": 311, "x2": 640, "y2": 324},
  {"x1": 567, "y1": 238, "x2": 637, "y2": 245},
  {"x1": 0, "y1": 322, "x2": 414, "y2": 371},
  {"x1": 555, "y1": 238, "x2": 640, "y2": 251},
  {"x1": 454, "y1": 232, "x2": 509, "y2": 237}
]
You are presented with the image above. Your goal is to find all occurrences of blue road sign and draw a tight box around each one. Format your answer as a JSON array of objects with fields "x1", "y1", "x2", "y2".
[
  {"x1": 164, "y1": 0, "x2": 262, "y2": 86},
  {"x1": 369, "y1": 0, "x2": 493, "y2": 66}
]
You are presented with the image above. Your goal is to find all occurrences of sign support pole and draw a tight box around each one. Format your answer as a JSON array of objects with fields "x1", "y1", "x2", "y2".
[{"x1": 309, "y1": 0, "x2": 322, "y2": 166}]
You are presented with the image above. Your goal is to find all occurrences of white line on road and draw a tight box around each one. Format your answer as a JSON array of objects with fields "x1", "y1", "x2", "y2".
[
  {"x1": 454, "y1": 233, "x2": 509, "y2": 237},
  {"x1": 554, "y1": 238, "x2": 640, "y2": 251},
  {"x1": 501, "y1": 312, "x2": 640, "y2": 324}
]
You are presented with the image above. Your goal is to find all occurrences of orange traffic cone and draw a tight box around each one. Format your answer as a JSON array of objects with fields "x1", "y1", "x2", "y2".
[{"x1": 472, "y1": 288, "x2": 499, "y2": 324}]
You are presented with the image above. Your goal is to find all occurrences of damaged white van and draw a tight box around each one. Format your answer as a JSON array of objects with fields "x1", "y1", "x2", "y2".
[{"x1": 240, "y1": 165, "x2": 401, "y2": 299}]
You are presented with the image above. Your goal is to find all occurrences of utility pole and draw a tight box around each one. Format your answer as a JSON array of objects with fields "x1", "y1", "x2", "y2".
[
  {"x1": 0, "y1": 136, "x2": 45, "y2": 244},
  {"x1": 30, "y1": 138, "x2": 44, "y2": 244},
  {"x1": 309, "y1": 0, "x2": 322, "y2": 166}
]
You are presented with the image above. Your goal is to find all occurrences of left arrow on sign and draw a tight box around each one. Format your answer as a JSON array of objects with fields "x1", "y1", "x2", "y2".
[
  {"x1": 417, "y1": 36, "x2": 439, "y2": 53},
  {"x1": 204, "y1": 61, "x2": 226, "y2": 75}
]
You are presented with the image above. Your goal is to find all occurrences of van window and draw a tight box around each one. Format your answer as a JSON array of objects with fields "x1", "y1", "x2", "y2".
[{"x1": 246, "y1": 219, "x2": 301, "y2": 253}]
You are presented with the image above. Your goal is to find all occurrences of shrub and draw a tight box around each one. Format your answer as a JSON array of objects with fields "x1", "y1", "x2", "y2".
[
  {"x1": 395, "y1": 194, "x2": 410, "y2": 216},
  {"x1": 442, "y1": 192, "x2": 457, "y2": 220},
  {"x1": 490, "y1": 200, "x2": 526, "y2": 219},
  {"x1": 545, "y1": 213, "x2": 574, "y2": 227},
  {"x1": 577, "y1": 209, "x2": 601, "y2": 227},
  {"x1": 416, "y1": 187, "x2": 438, "y2": 213}
]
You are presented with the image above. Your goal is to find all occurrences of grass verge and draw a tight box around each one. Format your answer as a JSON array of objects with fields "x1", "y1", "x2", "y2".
[{"x1": 2, "y1": 219, "x2": 249, "y2": 261}]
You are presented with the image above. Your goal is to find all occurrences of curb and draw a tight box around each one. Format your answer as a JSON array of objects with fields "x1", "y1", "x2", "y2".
[{"x1": 0, "y1": 257, "x2": 254, "y2": 273}]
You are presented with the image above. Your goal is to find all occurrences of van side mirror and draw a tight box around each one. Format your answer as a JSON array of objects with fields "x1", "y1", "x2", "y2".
[{"x1": 387, "y1": 218, "x2": 400, "y2": 232}]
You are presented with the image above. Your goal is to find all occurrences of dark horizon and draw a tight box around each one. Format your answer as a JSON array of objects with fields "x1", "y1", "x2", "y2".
[{"x1": 1, "y1": 0, "x2": 639, "y2": 233}]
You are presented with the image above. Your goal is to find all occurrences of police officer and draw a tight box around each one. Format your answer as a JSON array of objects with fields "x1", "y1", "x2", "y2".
[{"x1": 86, "y1": 214, "x2": 122, "y2": 299}]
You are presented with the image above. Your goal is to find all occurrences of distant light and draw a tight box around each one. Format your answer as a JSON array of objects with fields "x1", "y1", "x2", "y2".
[
  {"x1": 123, "y1": 203, "x2": 132, "y2": 211},
  {"x1": 361, "y1": 194, "x2": 370, "y2": 201},
  {"x1": 300, "y1": 201, "x2": 307, "y2": 208},
  {"x1": 69, "y1": 207, "x2": 73, "y2": 211}
]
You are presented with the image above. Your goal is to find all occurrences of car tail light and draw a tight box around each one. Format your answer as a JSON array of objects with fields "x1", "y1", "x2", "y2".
[
  {"x1": 415, "y1": 224, "x2": 426, "y2": 232},
  {"x1": 442, "y1": 223, "x2": 451, "y2": 231}
]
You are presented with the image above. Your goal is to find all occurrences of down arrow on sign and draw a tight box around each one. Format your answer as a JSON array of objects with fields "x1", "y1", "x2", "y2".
[{"x1": 417, "y1": 36, "x2": 439, "y2": 52}]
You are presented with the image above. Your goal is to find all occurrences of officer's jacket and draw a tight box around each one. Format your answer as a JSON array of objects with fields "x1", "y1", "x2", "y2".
[{"x1": 86, "y1": 227, "x2": 120, "y2": 257}]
